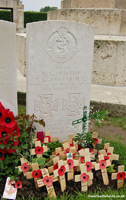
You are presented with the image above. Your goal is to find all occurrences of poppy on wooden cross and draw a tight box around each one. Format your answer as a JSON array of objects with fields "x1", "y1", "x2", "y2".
[
  {"x1": 53, "y1": 160, "x2": 69, "y2": 192},
  {"x1": 17, "y1": 157, "x2": 30, "y2": 176},
  {"x1": 37, "y1": 168, "x2": 58, "y2": 199},
  {"x1": 99, "y1": 145, "x2": 119, "y2": 162},
  {"x1": 25, "y1": 163, "x2": 42, "y2": 189},
  {"x1": 111, "y1": 165, "x2": 126, "y2": 189},
  {"x1": 92, "y1": 132, "x2": 102, "y2": 148},
  {"x1": 30, "y1": 141, "x2": 48, "y2": 158},
  {"x1": 95, "y1": 154, "x2": 111, "y2": 185},
  {"x1": 75, "y1": 164, "x2": 93, "y2": 192}
]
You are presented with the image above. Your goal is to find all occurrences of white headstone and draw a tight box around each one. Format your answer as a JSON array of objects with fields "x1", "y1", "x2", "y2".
[
  {"x1": 0, "y1": 21, "x2": 17, "y2": 115},
  {"x1": 27, "y1": 21, "x2": 94, "y2": 140}
]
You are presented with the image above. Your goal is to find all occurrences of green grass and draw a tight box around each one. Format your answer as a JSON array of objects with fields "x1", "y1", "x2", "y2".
[{"x1": 18, "y1": 105, "x2": 26, "y2": 115}]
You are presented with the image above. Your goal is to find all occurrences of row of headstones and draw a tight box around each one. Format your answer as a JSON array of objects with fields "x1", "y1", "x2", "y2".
[{"x1": 0, "y1": 20, "x2": 94, "y2": 140}]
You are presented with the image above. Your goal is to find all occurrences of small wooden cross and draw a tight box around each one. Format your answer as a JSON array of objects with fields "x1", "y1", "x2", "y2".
[
  {"x1": 95, "y1": 154, "x2": 111, "y2": 185},
  {"x1": 79, "y1": 148, "x2": 95, "y2": 161},
  {"x1": 17, "y1": 157, "x2": 29, "y2": 176},
  {"x1": 30, "y1": 141, "x2": 48, "y2": 158},
  {"x1": 25, "y1": 163, "x2": 42, "y2": 189},
  {"x1": 53, "y1": 160, "x2": 69, "y2": 192},
  {"x1": 92, "y1": 132, "x2": 102, "y2": 148},
  {"x1": 75, "y1": 164, "x2": 93, "y2": 192},
  {"x1": 99, "y1": 145, "x2": 119, "y2": 162},
  {"x1": 37, "y1": 168, "x2": 58, "y2": 199},
  {"x1": 111, "y1": 165, "x2": 126, "y2": 189}
]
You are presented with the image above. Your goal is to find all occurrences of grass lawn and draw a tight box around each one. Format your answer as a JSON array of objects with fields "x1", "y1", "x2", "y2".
[{"x1": 14, "y1": 105, "x2": 126, "y2": 200}]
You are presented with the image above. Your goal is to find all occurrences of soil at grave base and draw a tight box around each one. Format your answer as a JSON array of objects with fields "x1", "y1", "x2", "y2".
[{"x1": 1, "y1": 170, "x2": 125, "y2": 200}]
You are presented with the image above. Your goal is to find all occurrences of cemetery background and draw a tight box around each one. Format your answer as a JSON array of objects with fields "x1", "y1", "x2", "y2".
[{"x1": 0, "y1": 0, "x2": 126, "y2": 199}]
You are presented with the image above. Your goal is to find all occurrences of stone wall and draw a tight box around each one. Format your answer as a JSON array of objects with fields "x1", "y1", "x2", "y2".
[
  {"x1": 0, "y1": 0, "x2": 24, "y2": 32},
  {"x1": 61, "y1": 0, "x2": 126, "y2": 9},
  {"x1": 48, "y1": 9, "x2": 126, "y2": 36}
]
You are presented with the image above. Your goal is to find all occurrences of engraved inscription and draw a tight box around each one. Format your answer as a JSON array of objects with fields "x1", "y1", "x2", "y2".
[
  {"x1": 34, "y1": 94, "x2": 58, "y2": 118},
  {"x1": 62, "y1": 93, "x2": 85, "y2": 116},
  {"x1": 47, "y1": 26, "x2": 77, "y2": 63}
]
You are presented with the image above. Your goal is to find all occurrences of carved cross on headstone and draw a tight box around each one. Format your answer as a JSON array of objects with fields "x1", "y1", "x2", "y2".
[
  {"x1": 75, "y1": 164, "x2": 93, "y2": 192},
  {"x1": 53, "y1": 160, "x2": 69, "y2": 192},
  {"x1": 95, "y1": 154, "x2": 111, "y2": 185},
  {"x1": 37, "y1": 168, "x2": 58, "y2": 199},
  {"x1": 111, "y1": 165, "x2": 126, "y2": 189},
  {"x1": 30, "y1": 141, "x2": 48, "y2": 158},
  {"x1": 25, "y1": 163, "x2": 42, "y2": 189}
]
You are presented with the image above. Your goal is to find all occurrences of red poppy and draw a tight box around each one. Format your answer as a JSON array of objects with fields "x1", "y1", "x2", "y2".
[
  {"x1": 93, "y1": 138, "x2": 98, "y2": 144},
  {"x1": 0, "y1": 149, "x2": 5, "y2": 160},
  {"x1": 0, "y1": 106, "x2": 6, "y2": 121},
  {"x1": 15, "y1": 181, "x2": 22, "y2": 189},
  {"x1": 43, "y1": 176, "x2": 53, "y2": 187},
  {"x1": 65, "y1": 148, "x2": 70, "y2": 154},
  {"x1": 89, "y1": 148, "x2": 94, "y2": 153},
  {"x1": 107, "y1": 152, "x2": 111, "y2": 156},
  {"x1": 78, "y1": 145, "x2": 82, "y2": 150},
  {"x1": 73, "y1": 154, "x2": 76, "y2": 159},
  {"x1": 0, "y1": 126, "x2": 12, "y2": 139},
  {"x1": 0, "y1": 110, "x2": 16, "y2": 128},
  {"x1": 53, "y1": 163, "x2": 58, "y2": 170},
  {"x1": 21, "y1": 163, "x2": 29, "y2": 173},
  {"x1": 32, "y1": 170, "x2": 42, "y2": 178},
  {"x1": 67, "y1": 159, "x2": 74, "y2": 169},
  {"x1": 99, "y1": 160, "x2": 106, "y2": 170},
  {"x1": 35, "y1": 146, "x2": 43, "y2": 154},
  {"x1": 80, "y1": 157, "x2": 85, "y2": 163},
  {"x1": 117, "y1": 172, "x2": 125, "y2": 180},
  {"x1": 80, "y1": 173, "x2": 89, "y2": 183},
  {"x1": 104, "y1": 156, "x2": 109, "y2": 160},
  {"x1": 7, "y1": 148, "x2": 16, "y2": 154},
  {"x1": 105, "y1": 148, "x2": 107, "y2": 152},
  {"x1": 58, "y1": 165, "x2": 66, "y2": 176},
  {"x1": 45, "y1": 136, "x2": 51, "y2": 143},
  {"x1": 12, "y1": 125, "x2": 21, "y2": 138},
  {"x1": 13, "y1": 138, "x2": 19, "y2": 146},
  {"x1": 86, "y1": 161, "x2": 92, "y2": 172},
  {"x1": 70, "y1": 143, "x2": 74, "y2": 147}
]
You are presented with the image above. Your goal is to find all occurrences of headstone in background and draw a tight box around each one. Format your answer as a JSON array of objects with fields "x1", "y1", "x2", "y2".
[
  {"x1": 0, "y1": 20, "x2": 17, "y2": 115},
  {"x1": 26, "y1": 20, "x2": 94, "y2": 140}
]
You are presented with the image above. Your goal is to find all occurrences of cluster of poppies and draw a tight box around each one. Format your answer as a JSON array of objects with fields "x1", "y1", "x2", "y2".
[{"x1": 0, "y1": 102, "x2": 20, "y2": 161}]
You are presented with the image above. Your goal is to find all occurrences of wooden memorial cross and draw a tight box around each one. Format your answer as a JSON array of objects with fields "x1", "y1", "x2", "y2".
[
  {"x1": 53, "y1": 160, "x2": 69, "y2": 192},
  {"x1": 17, "y1": 157, "x2": 30, "y2": 176},
  {"x1": 37, "y1": 168, "x2": 58, "y2": 199},
  {"x1": 25, "y1": 163, "x2": 42, "y2": 189},
  {"x1": 75, "y1": 164, "x2": 93, "y2": 192},
  {"x1": 30, "y1": 141, "x2": 48, "y2": 158},
  {"x1": 92, "y1": 132, "x2": 102, "y2": 147},
  {"x1": 62, "y1": 141, "x2": 77, "y2": 154},
  {"x1": 99, "y1": 145, "x2": 119, "y2": 162},
  {"x1": 111, "y1": 165, "x2": 126, "y2": 189},
  {"x1": 64, "y1": 153, "x2": 80, "y2": 181},
  {"x1": 48, "y1": 156, "x2": 60, "y2": 175},
  {"x1": 95, "y1": 154, "x2": 111, "y2": 185},
  {"x1": 79, "y1": 148, "x2": 95, "y2": 162}
]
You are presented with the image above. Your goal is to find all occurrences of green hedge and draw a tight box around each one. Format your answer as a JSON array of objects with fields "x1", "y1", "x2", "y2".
[{"x1": 0, "y1": 10, "x2": 47, "y2": 27}]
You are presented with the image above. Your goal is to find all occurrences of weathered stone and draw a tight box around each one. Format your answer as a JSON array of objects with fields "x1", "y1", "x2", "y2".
[
  {"x1": 0, "y1": 20, "x2": 17, "y2": 115},
  {"x1": 26, "y1": 21, "x2": 94, "y2": 140}
]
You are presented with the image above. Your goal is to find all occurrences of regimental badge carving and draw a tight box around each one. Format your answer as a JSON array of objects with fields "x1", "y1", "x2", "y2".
[
  {"x1": 34, "y1": 95, "x2": 58, "y2": 118},
  {"x1": 47, "y1": 26, "x2": 77, "y2": 63},
  {"x1": 62, "y1": 93, "x2": 85, "y2": 116}
]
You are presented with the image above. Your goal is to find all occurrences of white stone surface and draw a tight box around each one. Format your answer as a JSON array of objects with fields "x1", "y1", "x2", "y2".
[
  {"x1": 0, "y1": 21, "x2": 17, "y2": 115},
  {"x1": 26, "y1": 21, "x2": 94, "y2": 140}
]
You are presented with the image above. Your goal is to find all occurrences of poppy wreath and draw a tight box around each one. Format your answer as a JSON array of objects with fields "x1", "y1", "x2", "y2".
[{"x1": 0, "y1": 102, "x2": 21, "y2": 161}]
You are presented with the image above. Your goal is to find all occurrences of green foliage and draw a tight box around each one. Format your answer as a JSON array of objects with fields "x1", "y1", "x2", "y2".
[
  {"x1": 24, "y1": 11, "x2": 47, "y2": 27},
  {"x1": 40, "y1": 6, "x2": 58, "y2": 12},
  {"x1": 46, "y1": 140, "x2": 62, "y2": 155},
  {"x1": 107, "y1": 164, "x2": 116, "y2": 173},
  {"x1": 0, "y1": 10, "x2": 11, "y2": 22},
  {"x1": 74, "y1": 132, "x2": 94, "y2": 148}
]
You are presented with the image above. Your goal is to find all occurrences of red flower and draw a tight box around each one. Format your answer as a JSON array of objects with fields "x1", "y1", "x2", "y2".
[
  {"x1": 53, "y1": 163, "x2": 58, "y2": 170},
  {"x1": 45, "y1": 136, "x2": 51, "y2": 143},
  {"x1": 86, "y1": 161, "x2": 92, "y2": 172},
  {"x1": 12, "y1": 125, "x2": 21, "y2": 138},
  {"x1": 65, "y1": 148, "x2": 70, "y2": 154},
  {"x1": 104, "y1": 156, "x2": 109, "y2": 160},
  {"x1": 80, "y1": 173, "x2": 89, "y2": 183},
  {"x1": 43, "y1": 176, "x2": 53, "y2": 187},
  {"x1": 93, "y1": 138, "x2": 98, "y2": 144},
  {"x1": 117, "y1": 172, "x2": 125, "y2": 180},
  {"x1": 0, "y1": 106, "x2": 5, "y2": 121},
  {"x1": 0, "y1": 149, "x2": 5, "y2": 160},
  {"x1": 105, "y1": 148, "x2": 107, "y2": 152},
  {"x1": 80, "y1": 157, "x2": 85, "y2": 163},
  {"x1": 15, "y1": 181, "x2": 22, "y2": 189},
  {"x1": 89, "y1": 148, "x2": 94, "y2": 153},
  {"x1": 7, "y1": 148, "x2": 16, "y2": 154},
  {"x1": 0, "y1": 126, "x2": 12, "y2": 139},
  {"x1": 0, "y1": 110, "x2": 16, "y2": 128},
  {"x1": 21, "y1": 163, "x2": 29, "y2": 173},
  {"x1": 32, "y1": 170, "x2": 42, "y2": 178},
  {"x1": 107, "y1": 152, "x2": 111, "y2": 156},
  {"x1": 99, "y1": 160, "x2": 106, "y2": 170},
  {"x1": 35, "y1": 146, "x2": 43, "y2": 154},
  {"x1": 13, "y1": 138, "x2": 19, "y2": 146},
  {"x1": 37, "y1": 131, "x2": 44, "y2": 141},
  {"x1": 67, "y1": 159, "x2": 74, "y2": 169},
  {"x1": 58, "y1": 165, "x2": 66, "y2": 176},
  {"x1": 78, "y1": 145, "x2": 82, "y2": 150},
  {"x1": 73, "y1": 154, "x2": 76, "y2": 159}
]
